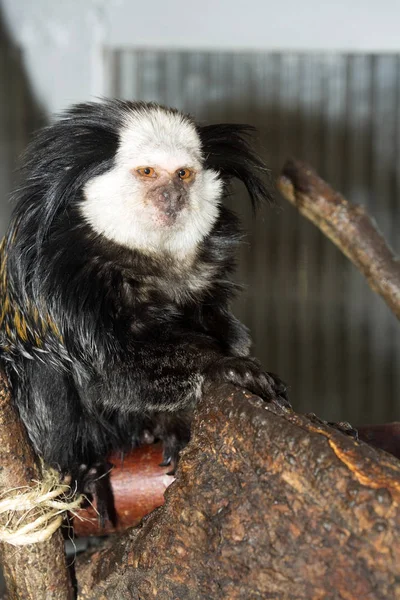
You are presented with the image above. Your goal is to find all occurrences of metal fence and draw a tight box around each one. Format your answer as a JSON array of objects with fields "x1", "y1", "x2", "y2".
[
  {"x1": 107, "y1": 50, "x2": 400, "y2": 424},
  {"x1": 1, "y1": 42, "x2": 399, "y2": 423}
]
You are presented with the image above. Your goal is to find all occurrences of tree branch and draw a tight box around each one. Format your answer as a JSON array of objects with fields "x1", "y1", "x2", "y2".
[
  {"x1": 277, "y1": 158, "x2": 400, "y2": 320},
  {"x1": 0, "y1": 370, "x2": 73, "y2": 600},
  {"x1": 76, "y1": 384, "x2": 400, "y2": 599}
]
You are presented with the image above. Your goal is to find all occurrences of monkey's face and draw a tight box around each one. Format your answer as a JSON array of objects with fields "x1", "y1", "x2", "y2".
[
  {"x1": 82, "y1": 107, "x2": 222, "y2": 258},
  {"x1": 132, "y1": 165, "x2": 195, "y2": 227}
]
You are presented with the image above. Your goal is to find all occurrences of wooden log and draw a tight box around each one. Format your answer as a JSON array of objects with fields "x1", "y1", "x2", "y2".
[
  {"x1": 277, "y1": 159, "x2": 400, "y2": 320},
  {"x1": 69, "y1": 424, "x2": 400, "y2": 537},
  {"x1": 0, "y1": 369, "x2": 73, "y2": 600},
  {"x1": 72, "y1": 443, "x2": 174, "y2": 536},
  {"x1": 76, "y1": 383, "x2": 400, "y2": 599}
]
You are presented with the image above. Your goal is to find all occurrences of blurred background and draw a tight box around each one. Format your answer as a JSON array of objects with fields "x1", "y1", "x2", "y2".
[{"x1": 0, "y1": 0, "x2": 399, "y2": 425}]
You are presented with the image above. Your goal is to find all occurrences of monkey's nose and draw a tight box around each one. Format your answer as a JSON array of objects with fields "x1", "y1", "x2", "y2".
[
  {"x1": 156, "y1": 188, "x2": 185, "y2": 223},
  {"x1": 159, "y1": 190, "x2": 183, "y2": 207}
]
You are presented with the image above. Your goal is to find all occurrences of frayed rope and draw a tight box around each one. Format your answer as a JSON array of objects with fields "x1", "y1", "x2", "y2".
[{"x1": 0, "y1": 467, "x2": 84, "y2": 546}]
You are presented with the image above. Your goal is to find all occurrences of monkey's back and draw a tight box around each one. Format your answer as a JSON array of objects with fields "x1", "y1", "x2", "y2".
[{"x1": 0, "y1": 236, "x2": 65, "y2": 366}]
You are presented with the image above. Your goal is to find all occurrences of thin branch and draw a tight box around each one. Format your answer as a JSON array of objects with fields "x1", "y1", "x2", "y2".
[
  {"x1": 277, "y1": 158, "x2": 400, "y2": 320},
  {"x1": 0, "y1": 369, "x2": 73, "y2": 600}
]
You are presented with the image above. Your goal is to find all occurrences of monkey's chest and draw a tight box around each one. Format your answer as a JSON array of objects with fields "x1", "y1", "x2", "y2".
[{"x1": 139, "y1": 263, "x2": 216, "y2": 305}]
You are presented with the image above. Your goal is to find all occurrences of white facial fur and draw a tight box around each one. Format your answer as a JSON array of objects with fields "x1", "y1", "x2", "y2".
[{"x1": 81, "y1": 107, "x2": 223, "y2": 259}]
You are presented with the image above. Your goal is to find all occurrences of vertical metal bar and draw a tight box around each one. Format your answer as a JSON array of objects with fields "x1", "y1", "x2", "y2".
[
  {"x1": 344, "y1": 54, "x2": 374, "y2": 423},
  {"x1": 119, "y1": 50, "x2": 138, "y2": 101},
  {"x1": 163, "y1": 51, "x2": 184, "y2": 111},
  {"x1": 319, "y1": 54, "x2": 348, "y2": 421},
  {"x1": 137, "y1": 51, "x2": 160, "y2": 103},
  {"x1": 369, "y1": 55, "x2": 399, "y2": 423}
]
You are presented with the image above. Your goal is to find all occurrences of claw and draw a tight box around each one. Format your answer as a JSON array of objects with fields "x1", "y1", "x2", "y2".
[
  {"x1": 159, "y1": 456, "x2": 172, "y2": 468},
  {"x1": 77, "y1": 461, "x2": 116, "y2": 527},
  {"x1": 207, "y1": 357, "x2": 290, "y2": 407},
  {"x1": 272, "y1": 394, "x2": 292, "y2": 412},
  {"x1": 328, "y1": 420, "x2": 359, "y2": 440}
]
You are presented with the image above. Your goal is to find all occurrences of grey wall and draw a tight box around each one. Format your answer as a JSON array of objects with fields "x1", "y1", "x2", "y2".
[{"x1": 0, "y1": 17, "x2": 43, "y2": 235}]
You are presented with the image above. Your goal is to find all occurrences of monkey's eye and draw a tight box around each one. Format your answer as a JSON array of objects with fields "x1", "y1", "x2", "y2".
[
  {"x1": 177, "y1": 168, "x2": 193, "y2": 181},
  {"x1": 137, "y1": 167, "x2": 156, "y2": 178}
]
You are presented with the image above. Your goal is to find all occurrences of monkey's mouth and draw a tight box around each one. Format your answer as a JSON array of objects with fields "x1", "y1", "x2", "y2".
[
  {"x1": 149, "y1": 185, "x2": 188, "y2": 225},
  {"x1": 154, "y1": 205, "x2": 184, "y2": 227},
  {"x1": 151, "y1": 188, "x2": 188, "y2": 227}
]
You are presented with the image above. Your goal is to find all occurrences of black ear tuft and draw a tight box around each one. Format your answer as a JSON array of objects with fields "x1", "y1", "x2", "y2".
[{"x1": 197, "y1": 123, "x2": 274, "y2": 209}]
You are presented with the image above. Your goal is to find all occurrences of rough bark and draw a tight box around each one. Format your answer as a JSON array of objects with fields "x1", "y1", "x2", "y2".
[
  {"x1": 76, "y1": 384, "x2": 400, "y2": 600},
  {"x1": 69, "y1": 425, "x2": 400, "y2": 537},
  {"x1": 277, "y1": 158, "x2": 400, "y2": 320},
  {"x1": 0, "y1": 369, "x2": 73, "y2": 600}
]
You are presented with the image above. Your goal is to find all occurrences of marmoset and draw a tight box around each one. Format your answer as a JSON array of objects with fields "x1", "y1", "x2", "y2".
[{"x1": 0, "y1": 100, "x2": 289, "y2": 514}]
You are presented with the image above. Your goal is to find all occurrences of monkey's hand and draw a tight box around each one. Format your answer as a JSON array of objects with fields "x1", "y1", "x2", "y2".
[{"x1": 205, "y1": 357, "x2": 291, "y2": 411}]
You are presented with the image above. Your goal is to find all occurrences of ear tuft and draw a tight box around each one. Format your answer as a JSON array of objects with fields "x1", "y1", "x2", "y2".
[{"x1": 197, "y1": 123, "x2": 274, "y2": 209}]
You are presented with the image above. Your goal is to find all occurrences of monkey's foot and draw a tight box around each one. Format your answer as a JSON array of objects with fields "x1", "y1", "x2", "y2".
[
  {"x1": 206, "y1": 357, "x2": 291, "y2": 411},
  {"x1": 77, "y1": 461, "x2": 117, "y2": 527},
  {"x1": 158, "y1": 432, "x2": 188, "y2": 475},
  {"x1": 145, "y1": 413, "x2": 192, "y2": 475}
]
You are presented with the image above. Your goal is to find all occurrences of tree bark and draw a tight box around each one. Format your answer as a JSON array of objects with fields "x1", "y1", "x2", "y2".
[
  {"x1": 70, "y1": 427, "x2": 400, "y2": 538},
  {"x1": 76, "y1": 384, "x2": 400, "y2": 600},
  {"x1": 0, "y1": 370, "x2": 73, "y2": 600},
  {"x1": 277, "y1": 158, "x2": 400, "y2": 320}
]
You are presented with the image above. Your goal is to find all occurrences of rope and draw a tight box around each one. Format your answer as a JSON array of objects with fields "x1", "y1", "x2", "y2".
[{"x1": 0, "y1": 467, "x2": 84, "y2": 546}]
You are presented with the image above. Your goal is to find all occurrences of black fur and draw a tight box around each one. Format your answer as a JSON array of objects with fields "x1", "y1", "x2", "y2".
[{"x1": 0, "y1": 100, "x2": 289, "y2": 516}]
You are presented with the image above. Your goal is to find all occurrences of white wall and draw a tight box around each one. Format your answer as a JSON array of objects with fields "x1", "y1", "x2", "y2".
[
  {"x1": 1, "y1": 0, "x2": 107, "y2": 115},
  {"x1": 106, "y1": 1, "x2": 400, "y2": 52},
  {"x1": 2, "y1": 0, "x2": 400, "y2": 115}
]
